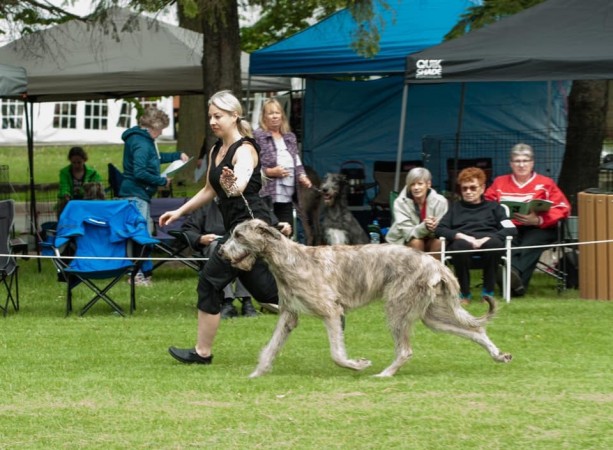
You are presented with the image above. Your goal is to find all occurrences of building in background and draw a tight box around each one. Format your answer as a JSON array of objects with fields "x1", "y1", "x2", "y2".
[{"x1": 0, "y1": 97, "x2": 175, "y2": 145}]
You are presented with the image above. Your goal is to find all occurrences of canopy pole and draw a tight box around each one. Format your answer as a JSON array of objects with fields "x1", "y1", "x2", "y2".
[
  {"x1": 24, "y1": 98, "x2": 40, "y2": 270},
  {"x1": 394, "y1": 83, "x2": 410, "y2": 192},
  {"x1": 452, "y1": 83, "x2": 467, "y2": 189},
  {"x1": 546, "y1": 80, "x2": 552, "y2": 177},
  {"x1": 245, "y1": 75, "x2": 253, "y2": 119}
]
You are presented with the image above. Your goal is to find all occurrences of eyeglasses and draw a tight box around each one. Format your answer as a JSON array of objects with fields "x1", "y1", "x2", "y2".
[
  {"x1": 511, "y1": 159, "x2": 533, "y2": 165},
  {"x1": 460, "y1": 185, "x2": 481, "y2": 192}
]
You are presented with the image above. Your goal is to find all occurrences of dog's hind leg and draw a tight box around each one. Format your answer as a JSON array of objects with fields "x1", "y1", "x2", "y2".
[
  {"x1": 324, "y1": 314, "x2": 372, "y2": 371},
  {"x1": 422, "y1": 305, "x2": 512, "y2": 363},
  {"x1": 249, "y1": 310, "x2": 299, "y2": 378},
  {"x1": 375, "y1": 297, "x2": 415, "y2": 377}
]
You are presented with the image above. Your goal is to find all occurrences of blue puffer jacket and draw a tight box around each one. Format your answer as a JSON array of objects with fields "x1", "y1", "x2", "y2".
[{"x1": 119, "y1": 126, "x2": 181, "y2": 202}]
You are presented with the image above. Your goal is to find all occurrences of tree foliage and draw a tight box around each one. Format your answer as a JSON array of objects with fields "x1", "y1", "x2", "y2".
[
  {"x1": 444, "y1": 0, "x2": 543, "y2": 40},
  {"x1": 440, "y1": 0, "x2": 609, "y2": 209},
  {"x1": 241, "y1": 0, "x2": 391, "y2": 57}
]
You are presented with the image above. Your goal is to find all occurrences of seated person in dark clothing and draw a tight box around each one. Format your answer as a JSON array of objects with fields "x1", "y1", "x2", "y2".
[
  {"x1": 181, "y1": 200, "x2": 292, "y2": 317},
  {"x1": 435, "y1": 167, "x2": 517, "y2": 305},
  {"x1": 181, "y1": 201, "x2": 257, "y2": 318}
]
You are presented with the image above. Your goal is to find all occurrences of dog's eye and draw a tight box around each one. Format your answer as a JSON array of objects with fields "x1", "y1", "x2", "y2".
[{"x1": 234, "y1": 231, "x2": 242, "y2": 239}]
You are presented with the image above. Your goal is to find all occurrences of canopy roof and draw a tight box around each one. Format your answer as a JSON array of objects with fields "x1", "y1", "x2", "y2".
[
  {"x1": 0, "y1": 63, "x2": 27, "y2": 97},
  {"x1": 405, "y1": 0, "x2": 613, "y2": 83},
  {"x1": 250, "y1": 0, "x2": 475, "y2": 77},
  {"x1": 0, "y1": 7, "x2": 290, "y2": 101}
]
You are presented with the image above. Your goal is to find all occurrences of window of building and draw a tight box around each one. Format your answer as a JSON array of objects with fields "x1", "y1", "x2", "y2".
[
  {"x1": 117, "y1": 101, "x2": 133, "y2": 128},
  {"x1": 1, "y1": 100, "x2": 24, "y2": 129},
  {"x1": 84, "y1": 100, "x2": 108, "y2": 130},
  {"x1": 53, "y1": 102, "x2": 78, "y2": 129},
  {"x1": 116, "y1": 99, "x2": 160, "y2": 129}
]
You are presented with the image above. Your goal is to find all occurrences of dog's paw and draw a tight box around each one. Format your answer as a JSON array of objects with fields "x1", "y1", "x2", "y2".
[
  {"x1": 373, "y1": 370, "x2": 395, "y2": 378},
  {"x1": 495, "y1": 352, "x2": 513, "y2": 363},
  {"x1": 248, "y1": 369, "x2": 266, "y2": 378},
  {"x1": 349, "y1": 358, "x2": 372, "y2": 371}
]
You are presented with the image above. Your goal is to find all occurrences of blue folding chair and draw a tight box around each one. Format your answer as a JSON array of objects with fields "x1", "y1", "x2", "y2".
[{"x1": 43, "y1": 200, "x2": 159, "y2": 316}]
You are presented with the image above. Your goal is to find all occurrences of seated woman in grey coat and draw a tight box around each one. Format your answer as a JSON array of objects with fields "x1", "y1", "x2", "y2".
[{"x1": 385, "y1": 167, "x2": 448, "y2": 260}]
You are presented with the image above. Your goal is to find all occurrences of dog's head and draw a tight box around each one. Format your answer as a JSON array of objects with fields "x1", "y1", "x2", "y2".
[
  {"x1": 83, "y1": 182, "x2": 106, "y2": 200},
  {"x1": 320, "y1": 173, "x2": 348, "y2": 207},
  {"x1": 220, "y1": 219, "x2": 283, "y2": 271}
]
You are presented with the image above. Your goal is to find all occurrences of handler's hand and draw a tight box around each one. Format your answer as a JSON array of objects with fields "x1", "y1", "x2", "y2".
[
  {"x1": 159, "y1": 209, "x2": 181, "y2": 227},
  {"x1": 221, "y1": 166, "x2": 237, "y2": 194},
  {"x1": 277, "y1": 222, "x2": 292, "y2": 237}
]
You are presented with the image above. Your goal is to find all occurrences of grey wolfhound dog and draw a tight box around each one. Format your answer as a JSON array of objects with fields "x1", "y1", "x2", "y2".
[
  {"x1": 220, "y1": 219, "x2": 512, "y2": 378},
  {"x1": 318, "y1": 172, "x2": 369, "y2": 245}
]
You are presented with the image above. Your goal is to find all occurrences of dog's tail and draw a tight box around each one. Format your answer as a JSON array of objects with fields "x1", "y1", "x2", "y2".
[{"x1": 435, "y1": 265, "x2": 496, "y2": 328}]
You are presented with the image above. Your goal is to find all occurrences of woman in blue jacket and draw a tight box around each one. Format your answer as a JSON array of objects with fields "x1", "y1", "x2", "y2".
[{"x1": 119, "y1": 106, "x2": 188, "y2": 285}]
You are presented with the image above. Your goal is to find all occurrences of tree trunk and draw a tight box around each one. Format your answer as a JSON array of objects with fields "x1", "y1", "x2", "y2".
[
  {"x1": 558, "y1": 80, "x2": 609, "y2": 212},
  {"x1": 201, "y1": 0, "x2": 242, "y2": 152},
  {"x1": 175, "y1": 3, "x2": 206, "y2": 187}
]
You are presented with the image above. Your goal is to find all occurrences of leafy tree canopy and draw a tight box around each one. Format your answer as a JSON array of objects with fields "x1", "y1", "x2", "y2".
[{"x1": 1, "y1": 0, "x2": 390, "y2": 57}]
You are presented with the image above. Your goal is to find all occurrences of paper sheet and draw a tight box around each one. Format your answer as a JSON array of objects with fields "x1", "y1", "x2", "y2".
[{"x1": 161, "y1": 157, "x2": 193, "y2": 177}]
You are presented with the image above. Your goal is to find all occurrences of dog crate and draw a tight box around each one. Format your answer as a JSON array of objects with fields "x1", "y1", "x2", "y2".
[{"x1": 340, "y1": 160, "x2": 366, "y2": 206}]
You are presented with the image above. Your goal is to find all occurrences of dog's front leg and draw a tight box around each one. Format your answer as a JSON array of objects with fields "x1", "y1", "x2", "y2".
[
  {"x1": 249, "y1": 310, "x2": 298, "y2": 378},
  {"x1": 324, "y1": 315, "x2": 372, "y2": 372}
]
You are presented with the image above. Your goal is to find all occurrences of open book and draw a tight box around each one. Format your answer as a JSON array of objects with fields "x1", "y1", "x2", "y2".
[
  {"x1": 501, "y1": 199, "x2": 552, "y2": 215},
  {"x1": 161, "y1": 157, "x2": 193, "y2": 177}
]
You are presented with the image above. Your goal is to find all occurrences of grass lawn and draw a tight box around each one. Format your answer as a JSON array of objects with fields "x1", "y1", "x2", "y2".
[
  {"x1": 1, "y1": 257, "x2": 611, "y2": 449},
  {"x1": 0, "y1": 144, "x2": 202, "y2": 201}
]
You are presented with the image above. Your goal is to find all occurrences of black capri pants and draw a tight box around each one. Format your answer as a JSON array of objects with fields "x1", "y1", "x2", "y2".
[{"x1": 196, "y1": 240, "x2": 279, "y2": 314}]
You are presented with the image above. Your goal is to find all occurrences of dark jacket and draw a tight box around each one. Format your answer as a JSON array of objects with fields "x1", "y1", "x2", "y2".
[
  {"x1": 119, "y1": 126, "x2": 181, "y2": 202},
  {"x1": 435, "y1": 198, "x2": 517, "y2": 242},
  {"x1": 181, "y1": 203, "x2": 225, "y2": 256}
]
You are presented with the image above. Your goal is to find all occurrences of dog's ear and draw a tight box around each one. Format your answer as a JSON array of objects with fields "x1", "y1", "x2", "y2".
[{"x1": 254, "y1": 219, "x2": 283, "y2": 240}]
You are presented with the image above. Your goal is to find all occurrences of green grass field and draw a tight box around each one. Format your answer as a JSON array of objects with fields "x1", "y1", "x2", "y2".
[
  {"x1": 0, "y1": 144, "x2": 202, "y2": 200},
  {"x1": 1, "y1": 258, "x2": 611, "y2": 449},
  {"x1": 1, "y1": 144, "x2": 612, "y2": 449}
]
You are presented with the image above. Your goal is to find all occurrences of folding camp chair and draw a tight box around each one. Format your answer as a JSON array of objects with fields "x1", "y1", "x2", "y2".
[
  {"x1": 149, "y1": 197, "x2": 199, "y2": 272},
  {"x1": 440, "y1": 235, "x2": 513, "y2": 303},
  {"x1": 43, "y1": 200, "x2": 159, "y2": 316},
  {"x1": 370, "y1": 160, "x2": 423, "y2": 227},
  {"x1": 107, "y1": 163, "x2": 124, "y2": 198},
  {"x1": 536, "y1": 217, "x2": 578, "y2": 293},
  {"x1": 0, "y1": 200, "x2": 19, "y2": 316}
]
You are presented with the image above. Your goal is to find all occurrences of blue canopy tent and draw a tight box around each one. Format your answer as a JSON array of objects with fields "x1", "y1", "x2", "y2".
[{"x1": 250, "y1": 0, "x2": 567, "y2": 194}]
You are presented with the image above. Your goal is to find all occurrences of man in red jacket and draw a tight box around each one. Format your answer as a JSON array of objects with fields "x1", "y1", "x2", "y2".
[{"x1": 485, "y1": 143, "x2": 570, "y2": 296}]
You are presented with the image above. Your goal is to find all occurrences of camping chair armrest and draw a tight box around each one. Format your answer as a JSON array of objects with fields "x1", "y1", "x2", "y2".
[
  {"x1": 39, "y1": 241, "x2": 63, "y2": 258},
  {"x1": 131, "y1": 236, "x2": 160, "y2": 246},
  {"x1": 167, "y1": 230, "x2": 200, "y2": 253}
]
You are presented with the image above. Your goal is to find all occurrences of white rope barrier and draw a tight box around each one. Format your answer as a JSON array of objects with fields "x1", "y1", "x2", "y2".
[{"x1": 2, "y1": 237, "x2": 608, "y2": 261}]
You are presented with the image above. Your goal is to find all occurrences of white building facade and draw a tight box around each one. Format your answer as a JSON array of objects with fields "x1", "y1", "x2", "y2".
[{"x1": 0, "y1": 97, "x2": 176, "y2": 145}]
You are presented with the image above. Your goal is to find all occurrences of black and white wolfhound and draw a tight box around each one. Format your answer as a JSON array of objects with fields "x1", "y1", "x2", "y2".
[{"x1": 316, "y1": 172, "x2": 369, "y2": 245}]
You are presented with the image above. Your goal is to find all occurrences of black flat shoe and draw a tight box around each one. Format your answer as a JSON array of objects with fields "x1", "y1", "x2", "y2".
[{"x1": 168, "y1": 347, "x2": 213, "y2": 365}]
